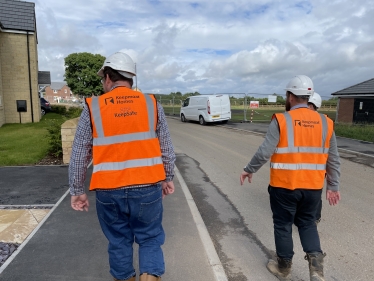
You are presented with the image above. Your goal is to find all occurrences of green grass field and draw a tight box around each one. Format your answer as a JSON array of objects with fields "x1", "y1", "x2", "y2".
[
  {"x1": 0, "y1": 113, "x2": 64, "y2": 166},
  {"x1": 334, "y1": 123, "x2": 374, "y2": 142}
]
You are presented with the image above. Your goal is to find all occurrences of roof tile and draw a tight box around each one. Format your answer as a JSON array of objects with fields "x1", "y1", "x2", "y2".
[
  {"x1": 332, "y1": 78, "x2": 374, "y2": 96},
  {"x1": 0, "y1": 0, "x2": 35, "y2": 32}
]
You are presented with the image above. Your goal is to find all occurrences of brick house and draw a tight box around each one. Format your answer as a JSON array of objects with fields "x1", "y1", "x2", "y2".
[
  {"x1": 0, "y1": 0, "x2": 40, "y2": 127},
  {"x1": 44, "y1": 82, "x2": 73, "y2": 102},
  {"x1": 332, "y1": 78, "x2": 374, "y2": 124}
]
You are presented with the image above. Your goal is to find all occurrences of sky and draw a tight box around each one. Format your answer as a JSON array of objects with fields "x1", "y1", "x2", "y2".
[{"x1": 32, "y1": 0, "x2": 374, "y2": 99}]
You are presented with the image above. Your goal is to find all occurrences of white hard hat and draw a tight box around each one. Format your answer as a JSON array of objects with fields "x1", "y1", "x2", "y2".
[
  {"x1": 285, "y1": 75, "x2": 314, "y2": 96},
  {"x1": 97, "y1": 51, "x2": 136, "y2": 78},
  {"x1": 308, "y1": 92, "x2": 322, "y2": 108}
]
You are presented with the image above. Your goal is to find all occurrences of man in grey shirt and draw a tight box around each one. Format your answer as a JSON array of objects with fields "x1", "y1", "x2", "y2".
[{"x1": 240, "y1": 75, "x2": 340, "y2": 281}]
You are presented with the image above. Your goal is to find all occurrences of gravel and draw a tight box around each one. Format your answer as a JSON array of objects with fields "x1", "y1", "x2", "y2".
[
  {"x1": 0, "y1": 242, "x2": 19, "y2": 267},
  {"x1": 0, "y1": 205, "x2": 53, "y2": 210},
  {"x1": 35, "y1": 154, "x2": 64, "y2": 166}
]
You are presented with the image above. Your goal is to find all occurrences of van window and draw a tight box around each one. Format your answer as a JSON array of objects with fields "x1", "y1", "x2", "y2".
[{"x1": 183, "y1": 98, "x2": 190, "y2": 107}]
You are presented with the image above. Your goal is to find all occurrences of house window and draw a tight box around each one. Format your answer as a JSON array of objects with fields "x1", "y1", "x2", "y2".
[
  {"x1": 64, "y1": 89, "x2": 67, "y2": 94},
  {"x1": 53, "y1": 90, "x2": 57, "y2": 93}
]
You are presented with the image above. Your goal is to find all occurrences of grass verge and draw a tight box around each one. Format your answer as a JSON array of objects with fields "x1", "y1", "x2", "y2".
[
  {"x1": 0, "y1": 113, "x2": 64, "y2": 166},
  {"x1": 334, "y1": 123, "x2": 374, "y2": 143}
]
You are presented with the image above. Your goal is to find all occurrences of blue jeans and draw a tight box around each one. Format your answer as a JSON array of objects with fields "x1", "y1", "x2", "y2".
[
  {"x1": 268, "y1": 185, "x2": 322, "y2": 260},
  {"x1": 96, "y1": 184, "x2": 165, "y2": 280}
]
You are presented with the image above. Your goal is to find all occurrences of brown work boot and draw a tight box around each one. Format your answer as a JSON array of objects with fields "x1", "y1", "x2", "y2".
[
  {"x1": 113, "y1": 276, "x2": 135, "y2": 281},
  {"x1": 139, "y1": 273, "x2": 161, "y2": 281},
  {"x1": 266, "y1": 257, "x2": 292, "y2": 281},
  {"x1": 305, "y1": 252, "x2": 326, "y2": 281}
]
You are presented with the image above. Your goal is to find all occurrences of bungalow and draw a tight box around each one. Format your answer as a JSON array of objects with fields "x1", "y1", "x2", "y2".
[{"x1": 332, "y1": 78, "x2": 374, "y2": 124}]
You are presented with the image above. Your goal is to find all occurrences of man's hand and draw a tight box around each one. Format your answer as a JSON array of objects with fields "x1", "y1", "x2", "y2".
[
  {"x1": 71, "y1": 194, "x2": 89, "y2": 211},
  {"x1": 326, "y1": 190, "x2": 341, "y2": 206},
  {"x1": 162, "y1": 181, "x2": 175, "y2": 198},
  {"x1": 240, "y1": 171, "x2": 253, "y2": 185}
]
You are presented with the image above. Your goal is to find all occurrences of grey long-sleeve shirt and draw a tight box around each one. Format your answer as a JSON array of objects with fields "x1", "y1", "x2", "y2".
[{"x1": 244, "y1": 106, "x2": 341, "y2": 192}]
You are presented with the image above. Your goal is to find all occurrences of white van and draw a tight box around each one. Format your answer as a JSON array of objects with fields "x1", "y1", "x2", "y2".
[{"x1": 180, "y1": 95, "x2": 231, "y2": 125}]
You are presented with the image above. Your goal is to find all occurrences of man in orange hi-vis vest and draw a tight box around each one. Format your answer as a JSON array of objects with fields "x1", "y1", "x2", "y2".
[
  {"x1": 69, "y1": 50, "x2": 176, "y2": 281},
  {"x1": 240, "y1": 75, "x2": 341, "y2": 281}
]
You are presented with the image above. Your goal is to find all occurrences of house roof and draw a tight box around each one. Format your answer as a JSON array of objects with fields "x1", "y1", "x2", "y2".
[
  {"x1": 332, "y1": 78, "x2": 374, "y2": 96},
  {"x1": 38, "y1": 71, "x2": 51, "y2": 85},
  {"x1": 0, "y1": 0, "x2": 36, "y2": 32},
  {"x1": 49, "y1": 82, "x2": 67, "y2": 91}
]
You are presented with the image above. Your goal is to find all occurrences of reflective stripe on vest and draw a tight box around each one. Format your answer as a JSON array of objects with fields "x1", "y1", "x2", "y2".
[
  {"x1": 274, "y1": 147, "x2": 329, "y2": 154},
  {"x1": 270, "y1": 109, "x2": 333, "y2": 190},
  {"x1": 93, "y1": 157, "x2": 163, "y2": 173},
  {"x1": 270, "y1": 163, "x2": 326, "y2": 170}
]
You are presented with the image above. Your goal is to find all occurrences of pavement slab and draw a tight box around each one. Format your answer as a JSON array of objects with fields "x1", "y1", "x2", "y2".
[{"x1": 0, "y1": 209, "x2": 50, "y2": 244}]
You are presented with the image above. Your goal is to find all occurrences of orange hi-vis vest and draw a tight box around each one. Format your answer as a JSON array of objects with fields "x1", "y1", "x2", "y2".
[
  {"x1": 270, "y1": 107, "x2": 334, "y2": 190},
  {"x1": 86, "y1": 87, "x2": 166, "y2": 190}
]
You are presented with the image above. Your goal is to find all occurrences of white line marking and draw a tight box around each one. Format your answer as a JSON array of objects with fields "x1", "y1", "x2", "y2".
[
  {"x1": 0, "y1": 189, "x2": 70, "y2": 274},
  {"x1": 174, "y1": 166, "x2": 228, "y2": 281}
]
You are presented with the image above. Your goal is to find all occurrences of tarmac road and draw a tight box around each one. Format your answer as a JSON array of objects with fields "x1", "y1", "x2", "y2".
[{"x1": 169, "y1": 117, "x2": 374, "y2": 281}]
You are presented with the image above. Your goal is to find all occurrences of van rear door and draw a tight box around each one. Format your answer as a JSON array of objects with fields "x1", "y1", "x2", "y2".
[
  {"x1": 209, "y1": 96, "x2": 221, "y2": 117},
  {"x1": 209, "y1": 95, "x2": 230, "y2": 117},
  {"x1": 219, "y1": 95, "x2": 231, "y2": 117}
]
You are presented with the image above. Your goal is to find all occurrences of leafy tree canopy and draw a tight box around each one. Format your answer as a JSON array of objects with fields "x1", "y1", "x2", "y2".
[{"x1": 64, "y1": 52, "x2": 105, "y2": 97}]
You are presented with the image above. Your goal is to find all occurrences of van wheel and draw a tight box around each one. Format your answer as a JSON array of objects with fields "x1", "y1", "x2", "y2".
[
  {"x1": 199, "y1": 116, "x2": 206, "y2": 125},
  {"x1": 181, "y1": 114, "x2": 186, "y2": 122}
]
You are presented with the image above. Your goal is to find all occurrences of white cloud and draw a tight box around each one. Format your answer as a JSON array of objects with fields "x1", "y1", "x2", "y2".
[{"x1": 30, "y1": 0, "x2": 374, "y2": 98}]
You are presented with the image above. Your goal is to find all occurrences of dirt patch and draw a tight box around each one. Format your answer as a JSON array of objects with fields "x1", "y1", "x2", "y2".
[{"x1": 35, "y1": 154, "x2": 64, "y2": 166}]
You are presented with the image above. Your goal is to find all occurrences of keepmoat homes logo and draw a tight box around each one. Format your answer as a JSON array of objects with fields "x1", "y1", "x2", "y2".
[
  {"x1": 294, "y1": 120, "x2": 320, "y2": 128},
  {"x1": 116, "y1": 95, "x2": 139, "y2": 104},
  {"x1": 105, "y1": 95, "x2": 140, "y2": 118}
]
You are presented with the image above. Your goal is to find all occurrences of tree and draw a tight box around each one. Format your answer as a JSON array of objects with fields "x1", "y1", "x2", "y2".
[
  {"x1": 64, "y1": 52, "x2": 106, "y2": 97},
  {"x1": 276, "y1": 95, "x2": 285, "y2": 105},
  {"x1": 182, "y1": 91, "x2": 200, "y2": 99}
]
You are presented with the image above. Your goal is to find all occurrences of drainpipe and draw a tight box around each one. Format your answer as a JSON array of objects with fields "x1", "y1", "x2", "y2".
[{"x1": 27, "y1": 31, "x2": 34, "y2": 122}]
